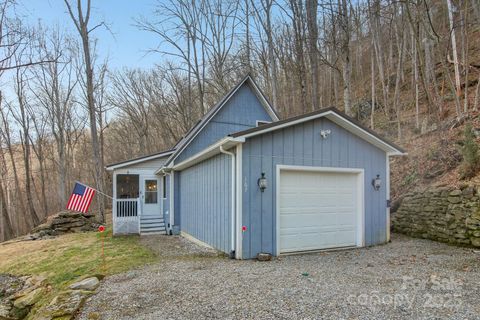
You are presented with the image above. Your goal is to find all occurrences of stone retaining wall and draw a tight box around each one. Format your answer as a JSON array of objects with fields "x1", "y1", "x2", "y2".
[{"x1": 391, "y1": 185, "x2": 480, "y2": 247}]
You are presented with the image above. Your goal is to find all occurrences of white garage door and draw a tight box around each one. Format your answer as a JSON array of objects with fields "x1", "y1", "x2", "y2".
[{"x1": 278, "y1": 169, "x2": 362, "y2": 253}]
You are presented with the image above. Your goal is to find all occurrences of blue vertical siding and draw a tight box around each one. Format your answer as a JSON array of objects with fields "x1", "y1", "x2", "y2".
[
  {"x1": 176, "y1": 83, "x2": 274, "y2": 163},
  {"x1": 241, "y1": 118, "x2": 387, "y2": 259},
  {"x1": 177, "y1": 153, "x2": 232, "y2": 253},
  {"x1": 173, "y1": 171, "x2": 181, "y2": 227}
]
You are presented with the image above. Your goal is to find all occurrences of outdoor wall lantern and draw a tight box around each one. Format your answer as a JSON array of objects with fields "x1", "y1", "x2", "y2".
[
  {"x1": 372, "y1": 174, "x2": 381, "y2": 191},
  {"x1": 258, "y1": 172, "x2": 267, "y2": 192}
]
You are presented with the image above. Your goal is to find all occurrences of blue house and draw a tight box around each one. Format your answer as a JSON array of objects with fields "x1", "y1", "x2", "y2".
[{"x1": 106, "y1": 75, "x2": 405, "y2": 259}]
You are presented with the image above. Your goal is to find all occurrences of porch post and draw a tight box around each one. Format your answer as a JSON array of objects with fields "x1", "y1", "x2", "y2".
[
  {"x1": 137, "y1": 197, "x2": 141, "y2": 234},
  {"x1": 112, "y1": 172, "x2": 117, "y2": 235}
]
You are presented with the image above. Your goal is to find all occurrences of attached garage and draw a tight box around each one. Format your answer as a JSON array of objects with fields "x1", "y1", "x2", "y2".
[
  {"x1": 277, "y1": 166, "x2": 364, "y2": 253},
  {"x1": 232, "y1": 107, "x2": 405, "y2": 259}
]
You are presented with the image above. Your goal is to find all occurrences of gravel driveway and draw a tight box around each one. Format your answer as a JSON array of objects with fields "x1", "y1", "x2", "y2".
[{"x1": 79, "y1": 234, "x2": 480, "y2": 320}]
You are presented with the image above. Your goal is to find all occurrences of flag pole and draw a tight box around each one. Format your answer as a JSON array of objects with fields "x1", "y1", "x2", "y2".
[{"x1": 75, "y1": 181, "x2": 114, "y2": 200}]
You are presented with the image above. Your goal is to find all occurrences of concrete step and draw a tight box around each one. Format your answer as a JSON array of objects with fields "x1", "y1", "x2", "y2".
[
  {"x1": 141, "y1": 224, "x2": 165, "y2": 230},
  {"x1": 140, "y1": 216, "x2": 164, "y2": 220},
  {"x1": 141, "y1": 219, "x2": 164, "y2": 223},
  {"x1": 140, "y1": 219, "x2": 165, "y2": 224}
]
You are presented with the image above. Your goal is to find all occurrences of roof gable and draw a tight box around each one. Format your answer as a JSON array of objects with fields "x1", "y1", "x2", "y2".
[
  {"x1": 166, "y1": 75, "x2": 279, "y2": 165},
  {"x1": 230, "y1": 107, "x2": 405, "y2": 155},
  {"x1": 105, "y1": 149, "x2": 175, "y2": 171}
]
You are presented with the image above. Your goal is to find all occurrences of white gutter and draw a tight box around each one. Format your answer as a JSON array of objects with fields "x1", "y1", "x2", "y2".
[
  {"x1": 220, "y1": 145, "x2": 236, "y2": 257},
  {"x1": 172, "y1": 137, "x2": 245, "y2": 171}
]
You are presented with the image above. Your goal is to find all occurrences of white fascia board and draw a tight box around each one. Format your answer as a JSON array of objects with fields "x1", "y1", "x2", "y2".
[
  {"x1": 238, "y1": 111, "x2": 405, "y2": 155},
  {"x1": 172, "y1": 137, "x2": 245, "y2": 171},
  {"x1": 247, "y1": 77, "x2": 279, "y2": 121},
  {"x1": 105, "y1": 151, "x2": 175, "y2": 171}
]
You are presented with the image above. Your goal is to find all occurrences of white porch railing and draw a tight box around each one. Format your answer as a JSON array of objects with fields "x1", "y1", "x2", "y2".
[{"x1": 113, "y1": 198, "x2": 141, "y2": 235}]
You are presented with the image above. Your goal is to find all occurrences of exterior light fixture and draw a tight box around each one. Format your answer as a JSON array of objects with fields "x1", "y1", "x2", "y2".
[
  {"x1": 372, "y1": 175, "x2": 381, "y2": 191},
  {"x1": 320, "y1": 129, "x2": 331, "y2": 139},
  {"x1": 258, "y1": 172, "x2": 267, "y2": 192}
]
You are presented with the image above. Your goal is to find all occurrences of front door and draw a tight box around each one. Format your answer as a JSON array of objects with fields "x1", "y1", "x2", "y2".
[{"x1": 141, "y1": 176, "x2": 161, "y2": 216}]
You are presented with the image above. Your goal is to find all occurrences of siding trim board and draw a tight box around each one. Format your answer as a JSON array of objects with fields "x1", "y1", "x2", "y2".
[{"x1": 275, "y1": 165, "x2": 365, "y2": 256}]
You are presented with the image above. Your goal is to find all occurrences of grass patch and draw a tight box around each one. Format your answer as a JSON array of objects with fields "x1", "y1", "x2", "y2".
[{"x1": 0, "y1": 228, "x2": 156, "y2": 290}]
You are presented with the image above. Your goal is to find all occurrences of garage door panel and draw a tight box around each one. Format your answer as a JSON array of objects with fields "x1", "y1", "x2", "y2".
[
  {"x1": 281, "y1": 213, "x2": 347, "y2": 227},
  {"x1": 279, "y1": 169, "x2": 361, "y2": 253},
  {"x1": 280, "y1": 230, "x2": 357, "y2": 252},
  {"x1": 280, "y1": 198, "x2": 345, "y2": 209}
]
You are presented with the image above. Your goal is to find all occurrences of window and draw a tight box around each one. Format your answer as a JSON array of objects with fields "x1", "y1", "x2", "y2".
[
  {"x1": 116, "y1": 174, "x2": 139, "y2": 199},
  {"x1": 144, "y1": 180, "x2": 158, "y2": 204},
  {"x1": 256, "y1": 120, "x2": 271, "y2": 127},
  {"x1": 162, "y1": 176, "x2": 167, "y2": 199}
]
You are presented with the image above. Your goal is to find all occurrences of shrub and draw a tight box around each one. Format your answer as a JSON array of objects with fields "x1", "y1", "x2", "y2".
[{"x1": 459, "y1": 123, "x2": 480, "y2": 179}]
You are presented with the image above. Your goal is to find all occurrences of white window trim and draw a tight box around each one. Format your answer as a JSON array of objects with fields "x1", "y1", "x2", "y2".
[{"x1": 275, "y1": 165, "x2": 365, "y2": 256}]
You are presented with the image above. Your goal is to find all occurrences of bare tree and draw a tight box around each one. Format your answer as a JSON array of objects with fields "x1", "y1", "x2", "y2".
[
  {"x1": 64, "y1": 0, "x2": 105, "y2": 222},
  {"x1": 251, "y1": 0, "x2": 279, "y2": 108},
  {"x1": 306, "y1": 0, "x2": 319, "y2": 110},
  {"x1": 446, "y1": 0, "x2": 461, "y2": 103},
  {"x1": 0, "y1": 132, "x2": 14, "y2": 240},
  {"x1": 11, "y1": 66, "x2": 40, "y2": 226},
  {"x1": 137, "y1": 0, "x2": 207, "y2": 113},
  {"x1": 30, "y1": 27, "x2": 79, "y2": 208}
]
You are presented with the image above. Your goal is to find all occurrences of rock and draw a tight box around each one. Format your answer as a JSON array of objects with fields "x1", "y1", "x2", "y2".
[
  {"x1": 69, "y1": 277, "x2": 99, "y2": 291},
  {"x1": 449, "y1": 190, "x2": 462, "y2": 197},
  {"x1": 28, "y1": 211, "x2": 98, "y2": 240},
  {"x1": 13, "y1": 287, "x2": 45, "y2": 309},
  {"x1": 34, "y1": 290, "x2": 89, "y2": 320},
  {"x1": 23, "y1": 276, "x2": 47, "y2": 289},
  {"x1": 257, "y1": 253, "x2": 272, "y2": 261},
  {"x1": 471, "y1": 238, "x2": 480, "y2": 247},
  {"x1": 448, "y1": 197, "x2": 462, "y2": 204},
  {"x1": 87, "y1": 312, "x2": 100, "y2": 320},
  {"x1": 0, "y1": 302, "x2": 12, "y2": 319}
]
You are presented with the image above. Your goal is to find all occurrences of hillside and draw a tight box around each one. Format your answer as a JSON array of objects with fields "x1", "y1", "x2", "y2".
[{"x1": 0, "y1": 227, "x2": 155, "y2": 319}]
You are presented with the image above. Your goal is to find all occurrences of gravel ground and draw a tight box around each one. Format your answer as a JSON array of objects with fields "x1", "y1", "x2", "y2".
[{"x1": 78, "y1": 234, "x2": 480, "y2": 320}]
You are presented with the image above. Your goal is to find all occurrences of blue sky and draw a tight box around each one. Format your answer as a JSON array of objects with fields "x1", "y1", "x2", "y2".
[{"x1": 21, "y1": 0, "x2": 163, "y2": 70}]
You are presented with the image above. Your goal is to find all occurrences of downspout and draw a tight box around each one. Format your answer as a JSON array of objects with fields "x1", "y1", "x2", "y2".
[
  {"x1": 164, "y1": 170, "x2": 172, "y2": 234},
  {"x1": 220, "y1": 145, "x2": 236, "y2": 258}
]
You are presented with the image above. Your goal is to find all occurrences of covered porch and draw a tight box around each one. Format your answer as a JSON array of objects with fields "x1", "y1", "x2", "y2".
[
  {"x1": 105, "y1": 150, "x2": 174, "y2": 235},
  {"x1": 112, "y1": 170, "x2": 167, "y2": 235}
]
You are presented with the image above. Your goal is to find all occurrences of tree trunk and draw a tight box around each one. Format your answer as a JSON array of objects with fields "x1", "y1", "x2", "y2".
[
  {"x1": 370, "y1": 40, "x2": 375, "y2": 129},
  {"x1": 306, "y1": 0, "x2": 319, "y2": 111},
  {"x1": 447, "y1": 0, "x2": 461, "y2": 104},
  {"x1": 65, "y1": 0, "x2": 106, "y2": 221},
  {"x1": 339, "y1": 0, "x2": 352, "y2": 115}
]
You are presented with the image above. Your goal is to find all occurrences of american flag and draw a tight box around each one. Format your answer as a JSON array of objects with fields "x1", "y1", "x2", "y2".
[{"x1": 66, "y1": 182, "x2": 96, "y2": 214}]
